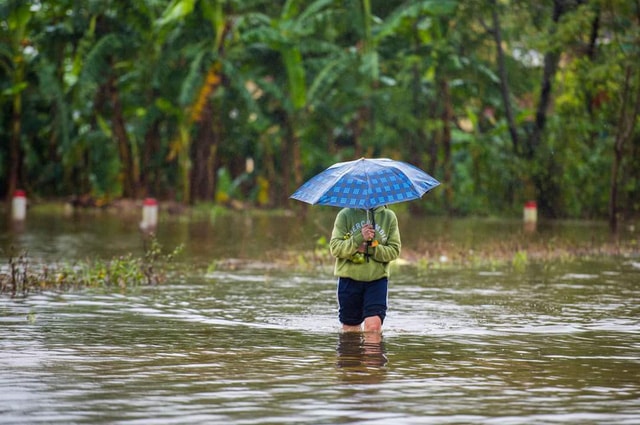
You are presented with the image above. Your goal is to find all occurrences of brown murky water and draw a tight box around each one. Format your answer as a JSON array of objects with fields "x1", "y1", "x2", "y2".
[{"x1": 1, "y1": 208, "x2": 639, "y2": 424}]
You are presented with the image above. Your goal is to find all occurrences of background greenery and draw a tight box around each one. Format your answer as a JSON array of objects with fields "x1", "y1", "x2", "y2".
[{"x1": 1, "y1": 0, "x2": 639, "y2": 227}]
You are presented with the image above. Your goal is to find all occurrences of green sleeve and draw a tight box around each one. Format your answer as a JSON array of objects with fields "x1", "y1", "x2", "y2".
[
  {"x1": 329, "y1": 210, "x2": 365, "y2": 259},
  {"x1": 371, "y1": 212, "x2": 401, "y2": 263}
]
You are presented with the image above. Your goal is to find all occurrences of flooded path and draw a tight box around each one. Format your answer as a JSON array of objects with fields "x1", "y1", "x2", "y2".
[{"x1": 1, "y1": 209, "x2": 639, "y2": 423}]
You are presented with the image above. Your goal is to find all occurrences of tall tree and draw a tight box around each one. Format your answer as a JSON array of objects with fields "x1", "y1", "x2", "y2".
[
  {"x1": 159, "y1": 0, "x2": 245, "y2": 203},
  {"x1": 1, "y1": 3, "x2": 31, "y2": 200},
  {"x1": 370, "y1": 1, "x2": 459, "y2": 212},
  {"x1": 483, "y1": 0, "x2": 585, "y2": 217},
  {"x1": 600, "y1": 0, "x2": 640, "y2": 230},
  {"x1": 240, "y1": 0, "x2": 336, "y2": 204}
]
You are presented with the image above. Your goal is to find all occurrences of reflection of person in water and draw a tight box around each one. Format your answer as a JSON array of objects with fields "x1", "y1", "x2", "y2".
[{"x1": 336, "y1": 331, "x2": 388, "y2": 376}]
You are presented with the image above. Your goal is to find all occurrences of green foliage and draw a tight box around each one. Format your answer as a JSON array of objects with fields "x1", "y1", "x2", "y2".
[
  {"x1": 374, "y1": 0, "x2": 458, "y2": 42},
  {"x1": 512, "y1": 250, "x2": 528, "y2": 272},
  {"x1": 0, "y1": 238, "x2": 184, "y2": 296},
  {"x1": 1, "y1": 0, "x2": 640, "y2": 221},
  {"x1": 157, "y1": 0, "x2": 197, "y2": 26},
  {"x1": 79, "y1": 33, "x2": 121, "y2": 87}
]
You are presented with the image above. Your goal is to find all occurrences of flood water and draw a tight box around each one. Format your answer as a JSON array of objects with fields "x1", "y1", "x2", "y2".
[{"x1": 1, "y1": 207, "x2": 639, "y2": 424}]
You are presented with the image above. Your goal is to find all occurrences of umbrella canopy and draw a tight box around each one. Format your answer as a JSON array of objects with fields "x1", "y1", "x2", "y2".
[{"x1": 290, "y1": 157, "x2": 440, "y2": 210}]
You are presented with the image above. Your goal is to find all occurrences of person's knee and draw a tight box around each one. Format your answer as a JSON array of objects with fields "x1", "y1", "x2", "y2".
[{"x1": 363, "y1": 315, "x2": 382, "y2": 332}]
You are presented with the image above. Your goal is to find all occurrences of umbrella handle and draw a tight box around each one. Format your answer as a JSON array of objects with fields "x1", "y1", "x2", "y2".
[{"x1": 366, "y1": 209, "x2": 376, "y2": 263}]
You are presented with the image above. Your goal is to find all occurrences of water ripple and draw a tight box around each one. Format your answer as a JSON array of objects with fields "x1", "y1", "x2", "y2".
[{"x1": 1, "y1": 259, "x2": 639, "y2": 424}]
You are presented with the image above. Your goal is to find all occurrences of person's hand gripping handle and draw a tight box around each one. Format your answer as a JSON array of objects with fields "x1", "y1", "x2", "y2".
[
  {"x1": 361, "y1": 223, "x2": 375, "y2": 262},
  {"x1": 361, "y1": 223, "x2": 375, "y2": 241}
]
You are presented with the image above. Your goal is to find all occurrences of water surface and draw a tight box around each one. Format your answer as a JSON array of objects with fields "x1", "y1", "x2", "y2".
[{"x1": 1, "y1": 209, "x2": 639, "y2": 424}]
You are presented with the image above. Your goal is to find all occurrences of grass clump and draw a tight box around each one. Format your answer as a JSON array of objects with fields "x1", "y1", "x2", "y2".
[{"x1": 1, "y1": 237, "x2": 183, "y2": 297}]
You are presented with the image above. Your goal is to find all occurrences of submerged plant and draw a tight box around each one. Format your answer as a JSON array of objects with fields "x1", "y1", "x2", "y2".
[
  {"x1": 512, "y1": 250, "x2": 529, "y2": 272},
  {"x1": 0, "y1": 237, "x2": 183, "y2": 297}
]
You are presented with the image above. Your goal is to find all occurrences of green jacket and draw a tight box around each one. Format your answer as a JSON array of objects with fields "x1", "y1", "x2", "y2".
[{"x1": 329, "y1": 206, "x2": 401, "y2": 282}]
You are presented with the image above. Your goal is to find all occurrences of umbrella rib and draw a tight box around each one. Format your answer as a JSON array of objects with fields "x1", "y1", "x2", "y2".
[
  {"x1": 307, "y1": 159, "x2": 362, "y2": 205},
  {"x1": 363, "y1": 159, "x2": 374, "y2": 210}
]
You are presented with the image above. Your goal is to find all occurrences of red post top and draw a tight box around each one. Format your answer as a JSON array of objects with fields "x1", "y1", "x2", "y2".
[
  {"x1": 143, "y1": 198, "x2": 158, "y2": 206},
  {"x1": 525, "y1": 201, "x2": 537, "y2": 209},
  {"x1": 14, "y1": 190, "x2": 26, "y2": 198}
]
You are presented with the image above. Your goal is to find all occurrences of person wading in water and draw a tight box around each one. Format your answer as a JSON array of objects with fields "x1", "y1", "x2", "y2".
[{"x1": 329, "y1": 205, "x2": 401, "y2": 333}]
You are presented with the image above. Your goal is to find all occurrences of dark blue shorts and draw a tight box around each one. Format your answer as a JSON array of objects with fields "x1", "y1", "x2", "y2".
[{"x1": 337, "y1": 277, "x2": 388, "y2": 326}]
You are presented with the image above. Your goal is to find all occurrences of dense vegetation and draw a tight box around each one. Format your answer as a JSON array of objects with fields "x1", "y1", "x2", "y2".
[{"x1": 1, "y1": 0, "x2": 639, "y2": 228}]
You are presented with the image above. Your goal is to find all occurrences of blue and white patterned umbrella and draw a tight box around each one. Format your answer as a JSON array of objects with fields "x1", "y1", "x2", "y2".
[{"x1": 290, "y1": 157, "x2": 440, "y2": 210}]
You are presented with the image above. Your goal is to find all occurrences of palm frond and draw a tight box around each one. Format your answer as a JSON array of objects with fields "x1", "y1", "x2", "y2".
[
  {"x1": 297, "y1": 0, "x2": 335, "y2": 24},
  {"x1": 282, "y1": 47, "x2": 307, "y2": 110},
  {"x1": 36, "y1": 59, "x2": 70, "y2": 148},
  {"x1": 234, "y1": 12, "x2": 271, "y2": 31},
  {"x1": 157, "y1": 0, "x2": 196, "y2": 27},
  {"x1": 299, "y1": 39, "x2": 343, "y2": 56},
  {"x1": 307, "y1": 52, "x2": 353, "y2": 104},
  {"x1": 242, "y1": 26, "x2": 289, "y2": 48},
  {"x1": 0, "y1": 44, "x2": 14, "y2": 74},
  {"x1": 178, "y1": 49, "x2": 207, "y2": 107},
  {"x1": 79, "y1": 33, "x2": 121, "y2": 86},
  {"x1": 375, "y1": 0, "x2": 458, "y2": 42}
]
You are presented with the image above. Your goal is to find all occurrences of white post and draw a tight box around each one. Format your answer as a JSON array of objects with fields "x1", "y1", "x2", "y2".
[
  {"x1": 523, "y1": 200, "x2": 537, "y2": 232},
  {"x1": 12, "y1": 190, "x2": 27, "y2": 221},
  {"x1": 523, "y1": 201, "x2": 538, "y2": 223},
  {"x1": 140, "y1": 198, "x2": 158, "y2": 231}
]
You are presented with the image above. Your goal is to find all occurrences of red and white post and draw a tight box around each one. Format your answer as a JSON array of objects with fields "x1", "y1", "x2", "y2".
[
  {"x1": 140, "y1": 198, "x2": 158, "y2": 231},
  {"x1": 12, "y1": 190, "x2": 27, "y2": 221},
  {"x1": 523, "y1": 200, "x2": 537, "y2": 232},
  {"x1": 523, "y1": 201, "x2": 538, "y2": 223}
]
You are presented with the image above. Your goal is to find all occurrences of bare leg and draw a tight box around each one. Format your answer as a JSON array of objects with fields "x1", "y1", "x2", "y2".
[
  {"x1": 363, "y1": 330, "x2": 382, "y2": 345},
  {"x1": 342, "y1": 324, "x2": 362, "y2": 332},
  {"x1": 363, "y1": 315, "x2": 382, "y2": 333}
]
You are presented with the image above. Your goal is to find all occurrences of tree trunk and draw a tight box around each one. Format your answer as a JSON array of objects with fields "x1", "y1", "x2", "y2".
[
  {"x1": 208, "y1": 112, "x2": 222, "y2": 202},
  {"x1": 410, "y1": 61, "x2": 425, "y2": 167},
  {"x1": 439, "y1": 77, "x2": 454, "y2": 215},
  {"x1": 109, "y1": 76, "x2": 138, "y2": 198},
  {"x1": 141, "y1": 118, "x2": 160, "y2": 197},
  {"x1": 187, "y1": 62, "x2": 223, "y2": 204},
  {"x1": 6, "y1": 48, "x2": 26, "y2": 201},
  {"x1": 427, "y1": 91, "x2": 438, "y2": 184},
  {"x1": 279, "y1": 119, "x2": 291, "y2": 207},
  {"x1": 262, "y1": 134, "x2": 277, "y2": 208},
  {"x1": 528, "y1": 0, "x2": 580, "y2": 158},
  {"x1": 525, "y1": 0, "x2": 576, "y2": 218},
  {"x1": 489, "y1": 0, "x2": 519, "y2": 153},
  {"x1": 585, "y1": 10, "x2": 600, "y2": 117},
  {"x1": 190, "y1": 102, "x2": 216, "y2": 201},
  {"x1": 409, "y1": 60, "x2": 428, "y2": 215},
  {"x1": 609, "y1": 147, "x2": 622, "y2": 232},
  {"x1": 609, "y1": 66, "x2": 640, "y2": 231},
  {"x1": 282, "y1": 112, "x2": 302, "y2": 205},
  {"x1": 528, "y1": 50, "x2": 560, "y2": 158},
  {"x1": 352, "y1": 106, "x2": 367, "y2": 159},
  {"x1": 7, "y1": 87, "x2": 22, "y2": 201}
]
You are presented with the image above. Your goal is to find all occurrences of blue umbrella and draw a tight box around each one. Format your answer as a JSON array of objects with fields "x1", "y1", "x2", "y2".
[{"x1": 290, "y1": 157, "x2": 440, "y2": 210}]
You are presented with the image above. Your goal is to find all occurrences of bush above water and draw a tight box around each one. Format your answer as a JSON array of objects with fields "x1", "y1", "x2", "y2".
[{"x1": 1, "y1": 237, "x2": 183, "y2": 297}]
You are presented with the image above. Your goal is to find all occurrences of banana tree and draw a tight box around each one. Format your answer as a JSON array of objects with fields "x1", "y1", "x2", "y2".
[
  {"x1": 377, "y1": 1, "x2": 460, "y2": 212},
  {"x1": 73, "y1": 2, "x2": 154, "y2": 199},
  {"x1": 238, "y1": 0, "x2": 336, "y2": 204},
  {"x1": 1, "y1": 3, "x2": 31, "y2": 200},
  {"x1": 157, "y1": 0, "x2": 230, "y2": 203}
]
